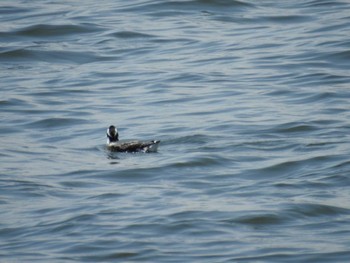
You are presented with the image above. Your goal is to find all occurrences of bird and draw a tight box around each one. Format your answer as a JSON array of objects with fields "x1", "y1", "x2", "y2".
[{"x1": 106, "y1": 125, "x2": 160, "y2": 153}]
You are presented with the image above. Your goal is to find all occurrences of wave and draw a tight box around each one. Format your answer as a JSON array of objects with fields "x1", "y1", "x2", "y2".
[
  {"x1": 0, "y1": 48, "x2": 113, "y2": 64},
  {"x1": 302, "y1": 0, "x2": 349, "y2": 8},
  {"x1": 287, "y1": 203, "x2": 350, "y2": 217},
  {"x1": 14, "y1": 24, "x2": 102, "y2": 37},
  {"x1": 24, "y1": 117, "x2": 88, "y2": 129},
  {"x1": 117, "y1": 0, "x2": 254, "y2": 14},
  {"x1": 107, "y1": 30, "x2": 155, "y2": 39}
]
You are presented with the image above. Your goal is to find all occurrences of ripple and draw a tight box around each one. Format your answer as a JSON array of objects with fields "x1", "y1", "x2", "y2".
[
  {"x1": 108, "y1": 31, "x2": 156, "y2": 39},
  {"x1": 263, "y1": 14, "x2": 313, "y2": 24},
  {"x1": 0, "y1": 48, "x2": 113, "y2": 63},
  {"x1": 288, "y1": 203, "x2": 350, "y2": 217},
  {"x1": 24, "y1": 117, "x2": 88, "y2": 130},
  {"x1": 275, "y1": 122, "x2": 319, "y2": 134},
  {"x1": 118, "y1": 0, "x2": 254, "y2": 13},
  {"x1": 0, "y1": 6, "x2": 29, "y2": 15},
  {"x1": 302, "y1": 0, "x2": 349, "y2": 8},
  {"x1": 171, "y1": 154, "x2": 231, "y2": 168},
  {"x1": 235, "y1": 213, "x2": 287, "y2": 226},
  {"x1": 14, "y1": 23, "x2": 102, "y2": 37}
]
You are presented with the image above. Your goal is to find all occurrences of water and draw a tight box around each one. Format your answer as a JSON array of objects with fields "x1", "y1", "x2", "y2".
[{"x1": 1, "y1": 0, "x2": 350, "y2": 261}]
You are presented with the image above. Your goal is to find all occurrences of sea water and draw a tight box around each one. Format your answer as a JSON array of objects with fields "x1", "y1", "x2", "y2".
[{"x1": 1, "y1": 0, "x2": 350, "y2": 262}]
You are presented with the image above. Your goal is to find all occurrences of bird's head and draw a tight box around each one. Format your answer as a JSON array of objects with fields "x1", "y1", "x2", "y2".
[{"x1": 107, "y1": 125, "x2": 119, "y2": 143}]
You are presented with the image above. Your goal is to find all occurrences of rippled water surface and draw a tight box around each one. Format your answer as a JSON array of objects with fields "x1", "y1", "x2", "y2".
[{"x1": 1, "y1": 0, "x2": 350, "y2": 262}]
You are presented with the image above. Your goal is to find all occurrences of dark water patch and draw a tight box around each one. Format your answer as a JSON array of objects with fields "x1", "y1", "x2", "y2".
[
  {"x1": 0, "y1": 48, "x2": 36, "y2": 61},
  {"x1": 55, "y1": 213, "x2": 98, "y2": 225},
  {"x1": 196, "y1": 0, "x2": 254, "y2": 8},
  {"x1": 149, "y1": 95, "x2": 203, "y2": 106},
  {"x1": 316, "y1": 39, "x2": 350, "y2": 52},
  {"x1": 302, "y1": 0, "x2": 349, "y2": 8},
  {"x1": 120, "y1": 0, "x2": 254, "y2": 14},
  {"x1": 235, "y1": 213, "x2": 287, "y2": 227},
  {"x1": 87, "y1": 193, "x2": 124, "y2": 200},
  {"x1": 108, "y1": 31, "x2": 155, "y2": 39},
  {"x1": 243, "y1": 138, "x2": 298, "y2": 152},
  {"x1": 0, "y1": 150, "x2": 13, "y2": 159},
  {"x1": 319, "y1": 50, "x2": 350, "y2": 65},
  {"x1": 0, "y1": 48, "x2": 111, "y2": 64},
  {"x1": 58, "y1": 180, "x2": 98, "y2": 189},
  {"x1": 273, "y1": 122, "x2": 319, "y2": 134},
  {"x1": 309, "y1": 22, "x2": 349, "y2": 35},
  {"x1": 151, "y1": 36, "x2": 197, "y2": 45},
  {"x1": 24, "y1": 117, "x2": 88, "y2": 130},
  {"x1": 13, "y1": 23, "x2": 102, "y2": 38},
  {"x1": 53, "y1": 169, "x2": 106, "y2": 179},
  {"x1": 164, "y1": 72, "x2": 206, "y2": 83},
  {"x1": 0, "y1": 98, "x2": 33, "y2": 110},
  {"x1": 0, "y1": 179, "x2": 55, "y2": 199},
  {"x1": 305, "y1": 251, "x2": 350, "y2": 263},
  {"x1": 4, "y1": 147, "x2": 50, "y2": 161},
  {"x1": 235, "y1": 251, "x2": 350, "y2": 263},
  {"x1": 170, "y1": 210, "x2": 215, "y2": 222},
  {"x1": 0, "y1": 6, "x2": 29, "y2": 15},
  {"x1": 78, "y1": 252, "x2": 140, "y2": 262},
  {"x1": 34, "y1": 213, "x2": 100, "y2": 239},
  {"x1": 171, "y1": 154, "x2": 232, "y2": 168},
  {"x1": 212, "y1": 14, "x2": 265, "y2": 24},
  {"x1": 304, "y1": 138, "x2": 343, "y2": 148},
  {"x1": 90, "y1": 167, "x2": 164, "y2": 182},
  {"x1": 248, "y1": 155, "x2": 336, "y2": 179},
  {"x1": 288, "y1": 203, "x2": 350, "y2": 218},
  {"x1": 0, "y1": 227, "x2": 29, "y2": 240},
  {"x1": 330, "y1": 159, "x2": 350, "y2": 170},
  {"x1": 167, "y1": 134, "x2": 211, "y2": 145},
  {"x1": 273, "y1": 118, "x2": 340, "y2": 134},
  {"x1": 77, "y1": 247, "x2": 158, "y2": 262},
  {"x1": 289, "y1": 73, "x2": 350, "y2": 87},
  {"x1": 262, "y1": 14, "x2": 313, "y2": 24}
]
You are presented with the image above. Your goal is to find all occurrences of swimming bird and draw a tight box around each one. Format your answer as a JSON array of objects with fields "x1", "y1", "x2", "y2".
[{"x1": 106, "y1": 125, "x2": 160, "y2": 153}]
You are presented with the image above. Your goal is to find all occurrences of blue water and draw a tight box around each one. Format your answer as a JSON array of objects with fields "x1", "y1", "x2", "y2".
[{"x1": 1, "y1": 0, "x2": 350, "y2": 262}]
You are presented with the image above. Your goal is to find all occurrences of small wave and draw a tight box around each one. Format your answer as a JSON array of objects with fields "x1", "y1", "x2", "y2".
[
  {"x1": 288, "y1": 203, "x2": 350, "y2": 217},
  {"x1": 319, "y1": 50, "x2": 350, "y2": 65},
  {"x1": 168, "y1": 134, "x2": 211, "y2": 145},
  {"x1": 87, "y1": 193, "x2": 124, "y2": 200},
  {"x1": 235, "y1": 213, "x2": 287, "y2": 226},
  {"x1": 1, "y1": 179, "x2": 54, "y2": 199},
  {"x1": 118, "y1": 0, "x2": 254, "y2": 14},
  {"x1": 171, "y1": 154, "x2": 230, "y2": 168},
  {"x1": 302, "y1": 0, "x2": 348, "y2": 8},
  {"x1": 0, "y1": 48, "x2": 35, "y2": 60},
  {"x1": 262, "y1": 14, "x2": 313, "y2": 24},
  {"x1": 196, "y1": 0, "x2": 253, "y2": 8},
  {"x1": 289, "y1": 73, "x2": 350, "y2": 87},
  {"x1": 0, "y1": 98, "x2": 32, "y2": 109},
  {"x1": 0, "y1": 48, "x2": 112, "y2": 64},
  {"x1": 108, "y1": 31, "x2": 155, "y2": 39},
  {"x1": 273, "y1": 122, "x2": 319, "y2": 134},
  {"x1": 0, "y1": 6, "x2": 28, "y2": 15},
  {"x1": 248, "y1": 154, "x2": 337, "y2": 179},
  {"x1": 24, "y1": 117, "x2": 88, "y2": 130},
  {"x1": 14, "y1": 23, "x2": 102, "y2": 37}
]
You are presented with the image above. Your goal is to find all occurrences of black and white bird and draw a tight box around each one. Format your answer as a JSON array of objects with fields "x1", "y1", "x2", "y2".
[{"x1": 106, "y1": 125, "x2": 160, "y2": 153}]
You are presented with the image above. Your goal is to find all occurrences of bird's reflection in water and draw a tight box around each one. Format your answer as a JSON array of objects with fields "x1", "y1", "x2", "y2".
[{"x1": 106, "y1": 150, "x2": 120, "y2": 165}]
